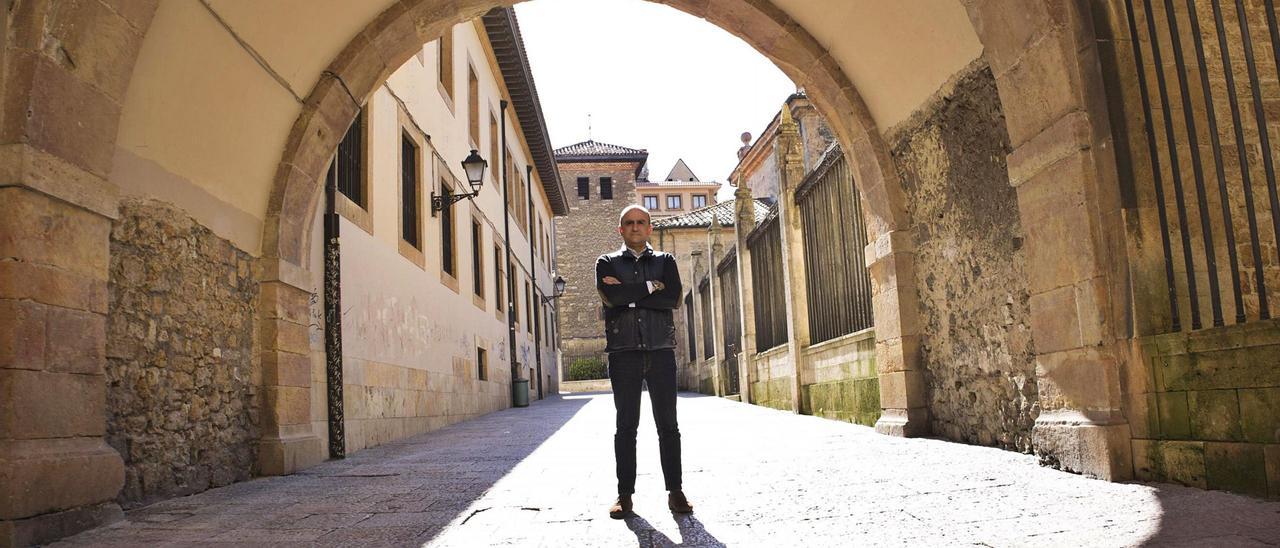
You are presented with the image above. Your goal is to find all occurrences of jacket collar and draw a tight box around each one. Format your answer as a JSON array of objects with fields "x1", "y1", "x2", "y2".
[{"x1": 619, "y1": 243, "x2": 653, "y2": 259}]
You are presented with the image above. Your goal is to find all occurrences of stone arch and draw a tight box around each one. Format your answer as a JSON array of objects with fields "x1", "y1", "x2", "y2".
[
  {"x1": 256, "y1": 1, "x2": 924, "y2": 467},
  {"x1": 256, "y1": 0, "x2": 1131, "y2": 479},
  {"x1": 1, "y1": 1, "x2": 1133, "y2": 539}
]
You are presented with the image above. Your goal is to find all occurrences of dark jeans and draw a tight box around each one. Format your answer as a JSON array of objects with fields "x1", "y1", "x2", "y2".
[{"x1": 608, "y1": 349, "x2": 681, "y2": 495}]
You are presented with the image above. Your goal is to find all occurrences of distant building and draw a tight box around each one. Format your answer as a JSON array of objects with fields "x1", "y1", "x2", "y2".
[
  {"x1": 552, "y1": 140, "x2": 649, "y2": 369},
  {"x1": 552, "y1": 141, "x2": 724, "y2": 374},
  {"x1": 637, "y1": 158, "x2": 722, "y2": 218}
]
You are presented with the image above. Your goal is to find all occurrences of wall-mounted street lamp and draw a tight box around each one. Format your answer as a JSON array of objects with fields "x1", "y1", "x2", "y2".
[
  {"x1": 431, "y1": 149, "x2": 486, "y2": 215},
  {"x1": 540, "y1": 275, "x2": 567, "y2": 304}
]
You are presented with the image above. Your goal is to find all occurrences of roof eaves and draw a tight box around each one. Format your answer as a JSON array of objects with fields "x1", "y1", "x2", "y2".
[{"x1": 482, "y1": 8, "x2": 568, "y2": 216}]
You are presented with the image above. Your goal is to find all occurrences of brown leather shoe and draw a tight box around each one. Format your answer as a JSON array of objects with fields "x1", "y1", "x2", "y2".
[
  {"x1": 609, "y1": 495, "x2": 633, "y2": 519},
  {"x1": 668, "y1": 491, "x2": 693, "y2": 513}
]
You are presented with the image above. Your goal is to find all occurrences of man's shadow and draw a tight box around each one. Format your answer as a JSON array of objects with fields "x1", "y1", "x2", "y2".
[{"x1": 624, "y1": 513, "x2": 725, "y2": 547}]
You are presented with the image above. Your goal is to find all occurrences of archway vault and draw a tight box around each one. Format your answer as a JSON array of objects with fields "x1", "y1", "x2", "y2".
[
  {"x1": 257, "y1": 0, "x2": 1133, "y2": 479},
  {"x1": 1, "y1": 0, "x2": 1134, "y2": 541},
  {"x1": 257, "y1": 0, "x2": 963, "y2": 460}
]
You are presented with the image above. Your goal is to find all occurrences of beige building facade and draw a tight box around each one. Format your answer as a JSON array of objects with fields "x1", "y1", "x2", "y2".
[
  {"x1": 302, "y1": 14, "x2": 565, "y2": 456},
  {"x1": 5, "y1": 0, "x2": 1280, "y2": 543}
]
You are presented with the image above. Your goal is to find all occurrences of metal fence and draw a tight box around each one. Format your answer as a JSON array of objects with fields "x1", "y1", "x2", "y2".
[
  {"x1": 718, "y1": 254, "x2": 742, "y2": 395},
  {"x1": 795, "y1": 147, "x2": 874, "y2": 343},
  {"x1": 1102, "y1": 0, "x2": 1280, "y2": 331},
  {"x1": 699, "y1": 277, "x2": 714, "y2": 360},
  {"x1": 748, "y1": 209, "x2": 787, "y2": 351},
  {"x1": 684, "y1": 292, "x2": 698, "y2": 363}
]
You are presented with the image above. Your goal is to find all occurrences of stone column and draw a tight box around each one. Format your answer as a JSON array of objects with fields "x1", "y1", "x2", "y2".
[
  {"x1": 733, "y1": 185, "x2": 758, "y2": 405},
  {"x1": 774, "y1": 107, "x2": 811, "y2": 414},
  {"x1": 866, "y1": 229, "x2": 928, "y2": 436},
  {"x1": 707, "y1": 218, "x2": 725, "y2": 397},
  {"x1": 256, "y1": 261, "x2": 324, "y2": 475},
  {"x1": 0, "y1": 1, "x2": 154, "y2": 543},
  {"x1": 254, "y1": 74, "x2": 349, "y2": 476},
  {"x1": 962, "y1": 0, "x2": 1132, "y2": 480}
]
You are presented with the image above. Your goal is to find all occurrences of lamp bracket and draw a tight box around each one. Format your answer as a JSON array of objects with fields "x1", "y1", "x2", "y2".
[{"x1": 430, "y1": 190, "x2": 478, "y2": 216}]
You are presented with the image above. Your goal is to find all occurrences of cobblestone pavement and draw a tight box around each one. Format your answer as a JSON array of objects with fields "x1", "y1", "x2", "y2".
[{"x1": 59, "y1": 392, "x2": 1280, "y2": 547}]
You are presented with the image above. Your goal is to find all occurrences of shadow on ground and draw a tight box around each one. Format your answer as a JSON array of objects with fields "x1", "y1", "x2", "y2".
[
  {"x1": 1140, "y1": 482, "x2": 1280, "y2": 546},
  {"x1": 625, "y1": 513, "x2": 725, "y2": 547},
  {"x1": 55, "y1": 395, "x2": 591, "y2": 546}
]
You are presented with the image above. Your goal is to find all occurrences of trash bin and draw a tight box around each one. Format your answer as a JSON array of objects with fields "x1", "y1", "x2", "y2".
[{"x1": 513, "y1": 378, "x2": 530, "y2": 407}]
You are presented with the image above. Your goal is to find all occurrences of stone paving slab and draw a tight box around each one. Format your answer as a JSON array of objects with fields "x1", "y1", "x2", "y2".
[{"x1": 55, "y1": 392, "x2": 1280, "y2": 547}]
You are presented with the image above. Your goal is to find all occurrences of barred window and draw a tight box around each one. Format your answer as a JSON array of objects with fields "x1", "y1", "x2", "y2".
[
  {"x1": 600, "y1": 177, "x2": 613, "y2": 199},
  {"x1": 328, "y1": 109, "x2": 366, "y2": 208},
  {"x1": 440, "y1": 181, "x2": 456, "y2": 276},
  {"x1": 400, "y1": 134, "x2": 420, "y2": 249},
  {"x1": 471, "y1": 219, "x2": 484, "y2": 297}
]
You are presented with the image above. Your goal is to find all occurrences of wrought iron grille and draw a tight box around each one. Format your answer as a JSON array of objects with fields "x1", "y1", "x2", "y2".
[
  {"x1": 749, "y1": 210, "x2": 787, "y2": 351},
  {"x1": 1101, "y1": 0, "x2": 1280, "y2": 332},
  {"x1": 795, "y1": 148, "x2": 874, "y2": 343},
  {"x1": 335, "y1": 109, "x2": 364, "y2": 207},
  {"x1": 700, "y1": 277, "x2": 714, "y2": 360},
  {"x1": 684, "y1": 292, "x2": 698, "y2": 362},
  {"x1": 718, "y1": 255, "x2": 742, "y2": 395}
]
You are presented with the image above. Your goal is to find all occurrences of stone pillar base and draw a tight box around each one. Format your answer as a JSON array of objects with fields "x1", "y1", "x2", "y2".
[
  {"x1": 0, "y1": 501, "x2": 122, "y2": 548},
  {"x1": 0, "y1": 438, "x2": 125, "y2": 547},
  {"x1": 256, "y1": 433, "x2": 323, "y2": 476},
  {"x1": 1033, "y1": 410, "x2": 1133, "y2": 481},
  {"x1": 874, "y1": 407, "x2": 929, "y2": 437}
]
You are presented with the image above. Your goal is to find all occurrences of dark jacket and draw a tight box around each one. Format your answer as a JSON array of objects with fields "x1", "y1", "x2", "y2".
[{"x1": 596, "y1": 245, "x2": 682, "y2": 353}]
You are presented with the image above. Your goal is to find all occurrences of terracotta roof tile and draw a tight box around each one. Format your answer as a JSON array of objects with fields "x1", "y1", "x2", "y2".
[
  {"x1": 553, "y1": 140, "x2": 648, "y2": 160},
  {"x1": 651, "y1": 198, "x2": 771, "y2": 229}
]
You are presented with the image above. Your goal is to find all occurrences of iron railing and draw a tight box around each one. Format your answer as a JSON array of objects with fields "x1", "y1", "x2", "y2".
[
  {"x1": 1103, "y1": 0, "x2": 1280, "y2": 331},
  {"x1": 718, "y1": 254, "x2": 742, "y2": 395},
  {"x1": 795, "y1": 147, "x2": 874, "y2": 342},
  {"x1": 684, "y1": 292, "x2": 698, "y2": 363},
  {"x1": 748, "y1": 208, "x2": 787, "y2": 351},
  {"x1": 700, "y1": 277, "x2": 714, "y2": 360}
]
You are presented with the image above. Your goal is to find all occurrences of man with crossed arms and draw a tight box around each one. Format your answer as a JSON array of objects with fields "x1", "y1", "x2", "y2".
[{"x1": 596, "y1": 204, "x2": 693, "y2": 519}]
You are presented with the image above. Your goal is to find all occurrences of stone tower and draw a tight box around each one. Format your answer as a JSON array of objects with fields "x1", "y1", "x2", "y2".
[{"x1": 551, "y1": 140, "x2": 649, "y2": 370}]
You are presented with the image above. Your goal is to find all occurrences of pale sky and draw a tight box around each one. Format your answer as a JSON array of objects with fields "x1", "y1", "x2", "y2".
[{"x1": 514, "y1": 0, "x2": 796, "y2": 200}]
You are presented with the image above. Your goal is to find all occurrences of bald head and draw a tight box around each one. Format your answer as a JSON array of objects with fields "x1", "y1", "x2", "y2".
[{"x1": 618, "y1": 204, "x2": 651, "y2": 227}]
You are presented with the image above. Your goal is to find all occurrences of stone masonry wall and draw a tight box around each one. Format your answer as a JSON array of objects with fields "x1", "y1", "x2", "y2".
[
  {"x1": 749, "y1": 346, "x2": 794, "y2": 411},
  {"x1": 800, "y1": 331, "x2": 879, "y2": 427},
  {"x1": 553, "y1": 160, "x2": 642, "y2": 365},
  {"x1": 105, "y1": 198, "x2": 259, "y2": 507},
  {"x1": 891, "y1": 64, "x2": 1039, "y2": 452},
  {"x1": 1130, "y1": 320, "x2": 1280, "y2": 499}
]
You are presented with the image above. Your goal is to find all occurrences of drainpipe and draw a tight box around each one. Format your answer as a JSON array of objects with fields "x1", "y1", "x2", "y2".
[
  {"x1": 500, "y1": 100, "x2": 518, "y2": 407},
  {"x1": 323, "y1": 151, "x2": 346, "y2": 459},
  {"x1": 528, "y1": 164, "x2": 543, "y2": 400}
]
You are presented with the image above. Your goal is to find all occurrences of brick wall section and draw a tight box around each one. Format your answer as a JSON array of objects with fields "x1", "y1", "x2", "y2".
[
  {"x1": 105, "y1": 199, "x2": 259, "y2": 506},
  {"x1": 553, "y1": 160, "x2": 642, "y2": 364},
  {"x1": 891, "y1": 65, "x2": 1040, "y2": 452}
]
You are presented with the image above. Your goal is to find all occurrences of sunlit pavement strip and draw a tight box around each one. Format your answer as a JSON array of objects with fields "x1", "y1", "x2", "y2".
[{"x1": 57, "y1": 392, "x2": 1280, "y2": 547}]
